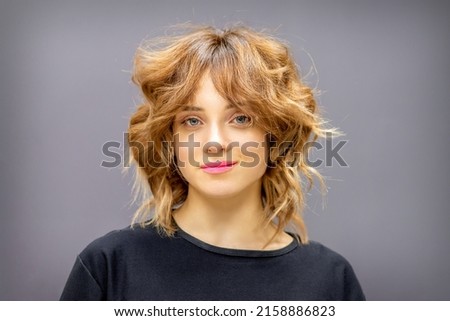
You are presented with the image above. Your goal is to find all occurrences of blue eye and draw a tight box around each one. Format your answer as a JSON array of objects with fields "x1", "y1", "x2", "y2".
[
  {"x1": 184, "y1": 117, "x2": 201, "y2": 127},
  {"x1": 234, "y1": 115, "x2": 251, "y2": 125}
]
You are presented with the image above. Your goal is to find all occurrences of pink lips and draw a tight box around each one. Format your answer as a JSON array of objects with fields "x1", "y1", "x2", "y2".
[{"x1": 200, "y1": 161, "x2": 237, "y2": 174}]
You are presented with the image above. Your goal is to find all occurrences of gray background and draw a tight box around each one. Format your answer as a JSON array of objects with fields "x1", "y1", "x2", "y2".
[{"x1": 1, "y1": 0, "x2": 449, "y2": 300}]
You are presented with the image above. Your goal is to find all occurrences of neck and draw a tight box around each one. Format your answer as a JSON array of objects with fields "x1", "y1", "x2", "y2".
[{"x1": 173, "y1": 186, "x2": 288, "y2": 250}]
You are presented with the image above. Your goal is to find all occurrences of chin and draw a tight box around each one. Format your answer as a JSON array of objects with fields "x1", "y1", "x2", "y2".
[
  {"x1": 198, "y1": 186, "x2": 244, "y2": 199},
  {"x1": 192, "y1": 179, "x2": 261, "y2": 200}
]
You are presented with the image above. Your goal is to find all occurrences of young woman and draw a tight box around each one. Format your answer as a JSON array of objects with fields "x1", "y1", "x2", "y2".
[{"x1": 60, "y1": 24, "x2": 365, "y2": 300}]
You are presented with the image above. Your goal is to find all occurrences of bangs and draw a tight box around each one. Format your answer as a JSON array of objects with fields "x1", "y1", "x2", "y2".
[{"x1": 209, "y1": 46, "x2": 261, "y2": 116}]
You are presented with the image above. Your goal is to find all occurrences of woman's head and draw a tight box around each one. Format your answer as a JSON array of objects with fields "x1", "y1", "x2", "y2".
[{"x1": 128, "y1": 24, "x2": 331, "y2": 243}]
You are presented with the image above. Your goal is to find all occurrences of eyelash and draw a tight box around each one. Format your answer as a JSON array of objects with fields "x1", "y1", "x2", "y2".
[
  {"x1": 182, "y1": 117, "x2": 201, "y2": 127},
  {"x1": 232, "y1": 114, "x2": 252, "y2": 126},
  {"x1": 181, "y1": 114, "x2": 252, "y2": 128}
]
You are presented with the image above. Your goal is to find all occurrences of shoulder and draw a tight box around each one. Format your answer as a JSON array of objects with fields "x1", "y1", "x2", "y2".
[
  {"x1": 298, "y1": 240, "x2": 352, "y2": 266},
  {"x1": 297, "y1": 240, "x2": 359, "y2": 278},
  {"x1": 61, "y1": 224, "x2": 168, "y2": 300},
  {"x1": 78, "y1": 224, "x2": 164, "y2": 263},
  {"x1": 295, "y1": 240, "x2": 365, "y2": 300}
]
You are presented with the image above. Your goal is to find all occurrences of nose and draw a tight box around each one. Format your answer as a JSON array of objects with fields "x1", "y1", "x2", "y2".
[
  {"x1": 203, "y1": 123, "x2": 227, "y2": 154},
  {"x1": 206, "y1": 143, "x2": 224, "y2": 153}
]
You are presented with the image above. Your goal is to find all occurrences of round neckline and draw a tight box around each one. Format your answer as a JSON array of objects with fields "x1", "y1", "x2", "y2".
[{"x1": 175, "y1": 226, "x2": 299, "y2": 258}]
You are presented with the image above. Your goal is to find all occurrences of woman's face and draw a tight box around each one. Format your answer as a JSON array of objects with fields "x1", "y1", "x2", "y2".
[{"x1": 173, "y1": 73, "x2": 267, "y2": 200}]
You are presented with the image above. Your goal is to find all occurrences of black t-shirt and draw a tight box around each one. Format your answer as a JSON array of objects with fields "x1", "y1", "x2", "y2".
[{"x1": 60, "y1": 224, "x2": 365, "y2": 300}]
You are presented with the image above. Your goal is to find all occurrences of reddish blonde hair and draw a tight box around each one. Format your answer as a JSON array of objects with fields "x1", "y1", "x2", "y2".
[{"x1": 127, "y1": 24, "x2": 334, "y2": 244}]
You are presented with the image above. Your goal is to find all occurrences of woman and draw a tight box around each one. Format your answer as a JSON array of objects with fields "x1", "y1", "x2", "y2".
[{"x1": 60, "y1": 24, "x2": 365, "y2": 300}]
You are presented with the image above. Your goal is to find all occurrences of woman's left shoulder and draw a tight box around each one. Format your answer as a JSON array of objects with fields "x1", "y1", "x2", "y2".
[
  {"x1": 299, "y1": 240, "x2": 353, "y2": 266},
  {"x1": 295, "y1": 240, "x2": 366, "y2": 300}
]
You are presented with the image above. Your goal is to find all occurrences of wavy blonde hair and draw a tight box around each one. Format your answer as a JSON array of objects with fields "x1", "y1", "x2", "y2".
[{"x1": 126, "y1": 24, "x2": 336, "y2": 244}]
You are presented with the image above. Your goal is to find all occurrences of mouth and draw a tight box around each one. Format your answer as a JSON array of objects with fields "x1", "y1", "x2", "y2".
[
  {"x1": 201, "y1": 161, "x2": 237, "y2": 168},
  {"x1": 200, "y1": 161, "x2": 237, "y2": 174}
]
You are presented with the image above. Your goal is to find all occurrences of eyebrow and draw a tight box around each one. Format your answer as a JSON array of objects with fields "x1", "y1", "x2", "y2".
[{"x1": 180, "y1": 104, "x2": 237, "y2": 112}]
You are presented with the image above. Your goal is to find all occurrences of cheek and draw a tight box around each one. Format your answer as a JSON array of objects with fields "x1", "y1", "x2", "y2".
[
  {"x1": 240, "y1": 146, "x2": 267, "y2": 169},
  {"x1": 173, "y1": 139, "x2": 185, "y2": 161},
  {"x1": 174, "y1": 142, "x2": 190, "y2": 172},
  {"x1": 173, "y1": 143, "x2": 193, "y2": 181},
  {"x1": 173, "y1": 132, "x2": 202, "y2": 169},
  {"x1": 237, "y1": 132, "x2": 268, "y2": 169}
]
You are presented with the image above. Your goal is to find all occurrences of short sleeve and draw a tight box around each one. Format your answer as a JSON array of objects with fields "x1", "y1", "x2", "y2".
[{"x1": 60, "y1": 255, "x2": 104, "y2": 300}]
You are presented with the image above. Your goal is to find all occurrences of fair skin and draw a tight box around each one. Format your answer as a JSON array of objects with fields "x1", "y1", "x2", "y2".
[{"x1": 172, "y1": 73, "x2": 292, "y2": 250}]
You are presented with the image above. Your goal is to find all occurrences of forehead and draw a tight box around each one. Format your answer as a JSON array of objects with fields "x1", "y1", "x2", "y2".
[
  {"x1": 174, "y1": 71, "x2": 254, "y2": 116},
  {"x1": 192, "y1": 73, "x2": 226, "y2": 101},
  {"x1": 182, "y1": 73, "x2": 234, "y2": 111}
]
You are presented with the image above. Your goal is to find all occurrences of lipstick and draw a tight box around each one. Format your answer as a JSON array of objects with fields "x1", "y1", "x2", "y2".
[{"x1": 200, "y1": 161, "x2": 237, "y2": 174}]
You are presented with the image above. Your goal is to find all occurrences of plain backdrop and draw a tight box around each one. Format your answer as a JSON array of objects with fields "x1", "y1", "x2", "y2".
[{"x1": 1, "y1": 0, "x2": 449, "y2": 300}]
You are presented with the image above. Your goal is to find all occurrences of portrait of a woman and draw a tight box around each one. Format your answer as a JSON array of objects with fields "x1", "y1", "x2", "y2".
[{"x1": 60, "y1": 24, "x2": 365, "y2": 301}]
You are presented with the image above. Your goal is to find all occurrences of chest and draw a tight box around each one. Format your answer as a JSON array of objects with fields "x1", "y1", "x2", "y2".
[{"x1": 105, "y1": 250, "x2": 332, "y2": 300}]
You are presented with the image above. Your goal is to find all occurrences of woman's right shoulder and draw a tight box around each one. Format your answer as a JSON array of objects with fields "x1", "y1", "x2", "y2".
[
  {"x1": 79, "y1": 223, "x2": 163, "y2": 258},
  {"x1": 61, "y1": 224, "x2": 166, "y2": 300}
]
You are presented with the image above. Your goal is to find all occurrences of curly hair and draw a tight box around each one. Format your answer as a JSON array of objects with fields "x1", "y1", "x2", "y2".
[{"x1": 126, "y1": 24, "x2": 335, "y2": 244}]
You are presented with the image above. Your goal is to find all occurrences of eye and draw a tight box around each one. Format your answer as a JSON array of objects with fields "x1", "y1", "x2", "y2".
[
  {"x1": 183, "y1": 117, "x2": 202, "y2": 127},
  {"x1": 232, "y1": 114, "x2": 252, "y2": 126}
]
